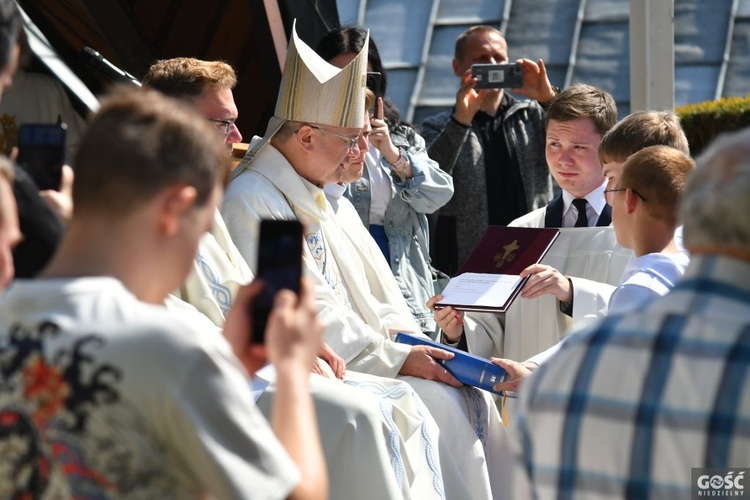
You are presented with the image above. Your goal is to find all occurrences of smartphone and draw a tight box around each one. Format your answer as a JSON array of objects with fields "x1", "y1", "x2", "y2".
[
  {"x1": 366, "y1": 71, "x2": 382, "y2": 99},
  {"x1": 251, "y1": 219, "x2": 303, "y2": 344},
  {"x1": 17, "y1": 123, "x2": 67, "y2": 191},
  {"x1": 471, "y1": 63, "x2": 524, "y2": 89}
]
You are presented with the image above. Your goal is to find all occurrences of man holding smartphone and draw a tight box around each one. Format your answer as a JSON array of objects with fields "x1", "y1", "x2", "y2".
[
  {"x1": 422, "y1": 25, "x2": 559, "y2": 276},
  {"x1": 0, "y1": 0, "x2": 75, "y2": 279},
  {"x1": 0, "y1": 87, "x2": 328, "y2": 499}
]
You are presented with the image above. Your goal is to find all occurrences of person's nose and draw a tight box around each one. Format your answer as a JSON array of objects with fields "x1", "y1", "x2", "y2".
[
  {"x1": 356, "y1": 131, "x2": 368, "y2": 152},
  {"x1": 226, "y1": 123, "x2": 242, "y2": 145},
  {"x1": 559, "y1": 148, "x2": 575, "y2": 166}
]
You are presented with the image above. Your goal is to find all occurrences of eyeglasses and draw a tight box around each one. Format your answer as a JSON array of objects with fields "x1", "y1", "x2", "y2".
[
  {"x1": 299, "y1": 124, "x2": 359, "y2": 153},
  {"x1": 603, "y1": 188, "x2": 648, "y2": 203},
  {"x1": 207, "y1": 118, "x2": 235, "y2": 136}
]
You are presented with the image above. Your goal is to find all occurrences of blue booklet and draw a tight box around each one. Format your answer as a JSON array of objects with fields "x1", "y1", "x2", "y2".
[{"x1": 394, "y1": 332, "x2": 507, "y2": 395}]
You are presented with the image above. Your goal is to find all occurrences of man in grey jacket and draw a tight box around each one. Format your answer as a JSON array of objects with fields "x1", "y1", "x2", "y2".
[{"x1": 422, "y1": 25, "x2": 557, "y2": 275}]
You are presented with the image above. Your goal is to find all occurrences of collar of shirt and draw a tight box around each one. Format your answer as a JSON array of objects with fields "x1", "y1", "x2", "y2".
[
  {"x1": 561, "y1": 180, "x2": 608, "y2": 227},
  {"x1": 323, "y1": 182, "x2": 346, "y2": 200}
]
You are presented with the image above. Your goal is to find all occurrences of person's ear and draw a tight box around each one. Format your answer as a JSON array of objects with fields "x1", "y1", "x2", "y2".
[
  {"x1": 452, "y1": 58, "x2": 462, "y2": 77},
  {"x1": 625, "y1": 188, "x2": 639, "y2": 214},
  {"x1": 158, "y1": 184, "x2": 198, "y2": 236},
  {"x1": 295, "y1": 124, "x2": 315, "y2": 153}
]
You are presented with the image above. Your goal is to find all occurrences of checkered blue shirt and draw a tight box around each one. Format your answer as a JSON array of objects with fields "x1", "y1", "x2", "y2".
[{"x1": 512, "y1": 254, "x2": 750, "y2": 499}]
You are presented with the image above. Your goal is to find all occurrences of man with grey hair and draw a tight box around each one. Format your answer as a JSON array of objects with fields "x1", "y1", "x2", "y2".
[{"x1": 505, "y1": 127, "x2": 750, "y2": 498}]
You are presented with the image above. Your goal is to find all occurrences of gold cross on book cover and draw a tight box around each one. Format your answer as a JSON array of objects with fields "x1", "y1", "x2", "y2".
[{"x1": 435, "y1": 226, "x2": 560, "y2": 312}]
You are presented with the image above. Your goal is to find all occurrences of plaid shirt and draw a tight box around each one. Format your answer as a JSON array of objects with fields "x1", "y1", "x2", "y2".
[{"x1": 511, "y1": 254, "x2": 750, "y2": 499}]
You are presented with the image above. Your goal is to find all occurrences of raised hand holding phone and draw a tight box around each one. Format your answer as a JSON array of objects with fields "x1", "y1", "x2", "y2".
[
  {"x1": 471, "y1": 63, "x2": 524, "y2": 89},
  {"x1": 368, "y1": 96, "x2": 391, "y2": 152},
  {"x1": 369, "y1": 98, "x2": 413, "y2": 181},
  {"x1": 251, "y1": 219, "x2": 303, "y2": 344},
  {"x1": 224, "y1": 276, "x2": 322, "y2": 380},
  {"x1": 17, "y1": 123, "x2": 67, "y2": 191},
  {"x1": 38, "y1": 164, "x2": 74, "y2": 224}
]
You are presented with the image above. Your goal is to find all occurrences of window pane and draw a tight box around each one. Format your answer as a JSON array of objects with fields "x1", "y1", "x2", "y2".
[
  {"x1": 675, "y1": 0, "x2": 731, "y2": 64},
  {"x1": 437, "y1": 0, "x2": 505, "y2": 22},
  {"x1": 366, "y1": 0, "x2": 432, "y2": 66},
  {"x1": 675, "y1": 65, "x2": 721, "y2": 105}
]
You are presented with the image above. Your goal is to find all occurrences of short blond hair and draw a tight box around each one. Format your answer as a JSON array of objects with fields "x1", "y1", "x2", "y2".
[
  {"x1": 619, "y1": 145, "x2": 694, "y2": 228},
  {"x1": 142, "y1": 57, "x2": 237, "y2": 100},
  {"x1": 599, "y1": 111, "x2": 690, "y2": 165},
  {"x1": 73, "y1": 86, "x2": 229, "y2": 216}
]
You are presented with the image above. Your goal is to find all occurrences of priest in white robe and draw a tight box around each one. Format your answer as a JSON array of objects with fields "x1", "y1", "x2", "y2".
[
  {"x1": 221, "y1": 23, "x2": 509, "y2": 500},
  {"x1": 144, "y1": 56, "x2": 448, "y2": 500}
]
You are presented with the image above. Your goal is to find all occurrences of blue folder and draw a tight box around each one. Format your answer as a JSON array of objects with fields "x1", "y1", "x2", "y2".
[{"x1": 394, "y1": 332, "x2": 507, "y2": 395}]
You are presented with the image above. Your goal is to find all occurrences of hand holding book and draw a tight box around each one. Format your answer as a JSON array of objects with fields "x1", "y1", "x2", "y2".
[
  {"x1": 434, "y1": 226, "x2": 560, "y2": 312},
  {"x1": 395, "y1": 333, "x2": 507, "y2": 395},
  {"x1": 426, "y1": 294, "x2": 464, "y2": 341},
  {"x1": 398, "y1": 341, "x2": 463, "y2": 387},
  {"x1": 489, "y1": 358, "x2": 535, "y2": 394},
  {"x1": 518, "y1": 263, "x2": 573, "y2": 302}
]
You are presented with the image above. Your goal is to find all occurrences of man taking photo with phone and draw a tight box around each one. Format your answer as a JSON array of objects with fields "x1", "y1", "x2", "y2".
[
  {"x1": 421, "y1": 25, "x2": 560, "y2": 275},
  {"x1": 0, "y1": 0, "x2": 75, "y2": 279}
]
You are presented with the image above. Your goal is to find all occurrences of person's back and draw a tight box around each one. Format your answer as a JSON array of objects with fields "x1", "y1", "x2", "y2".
[
  {"x1": 510, "y1": 127, "x2": 750, "y2": 498},
  {"x1": 0, "y1": 88, "x2": 313, "y2": 498},
  {"x1": 0, "y1": 278, "x2": 289, "y2": 497}
]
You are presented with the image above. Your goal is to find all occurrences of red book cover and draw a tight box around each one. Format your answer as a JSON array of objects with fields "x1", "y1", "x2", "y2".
[
  {"x1": 457, "y1": 226, "x2": 560, "y2": 276},
  {"x1": 436, "y1": 226, "x2": 560, "y2": 312}
]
